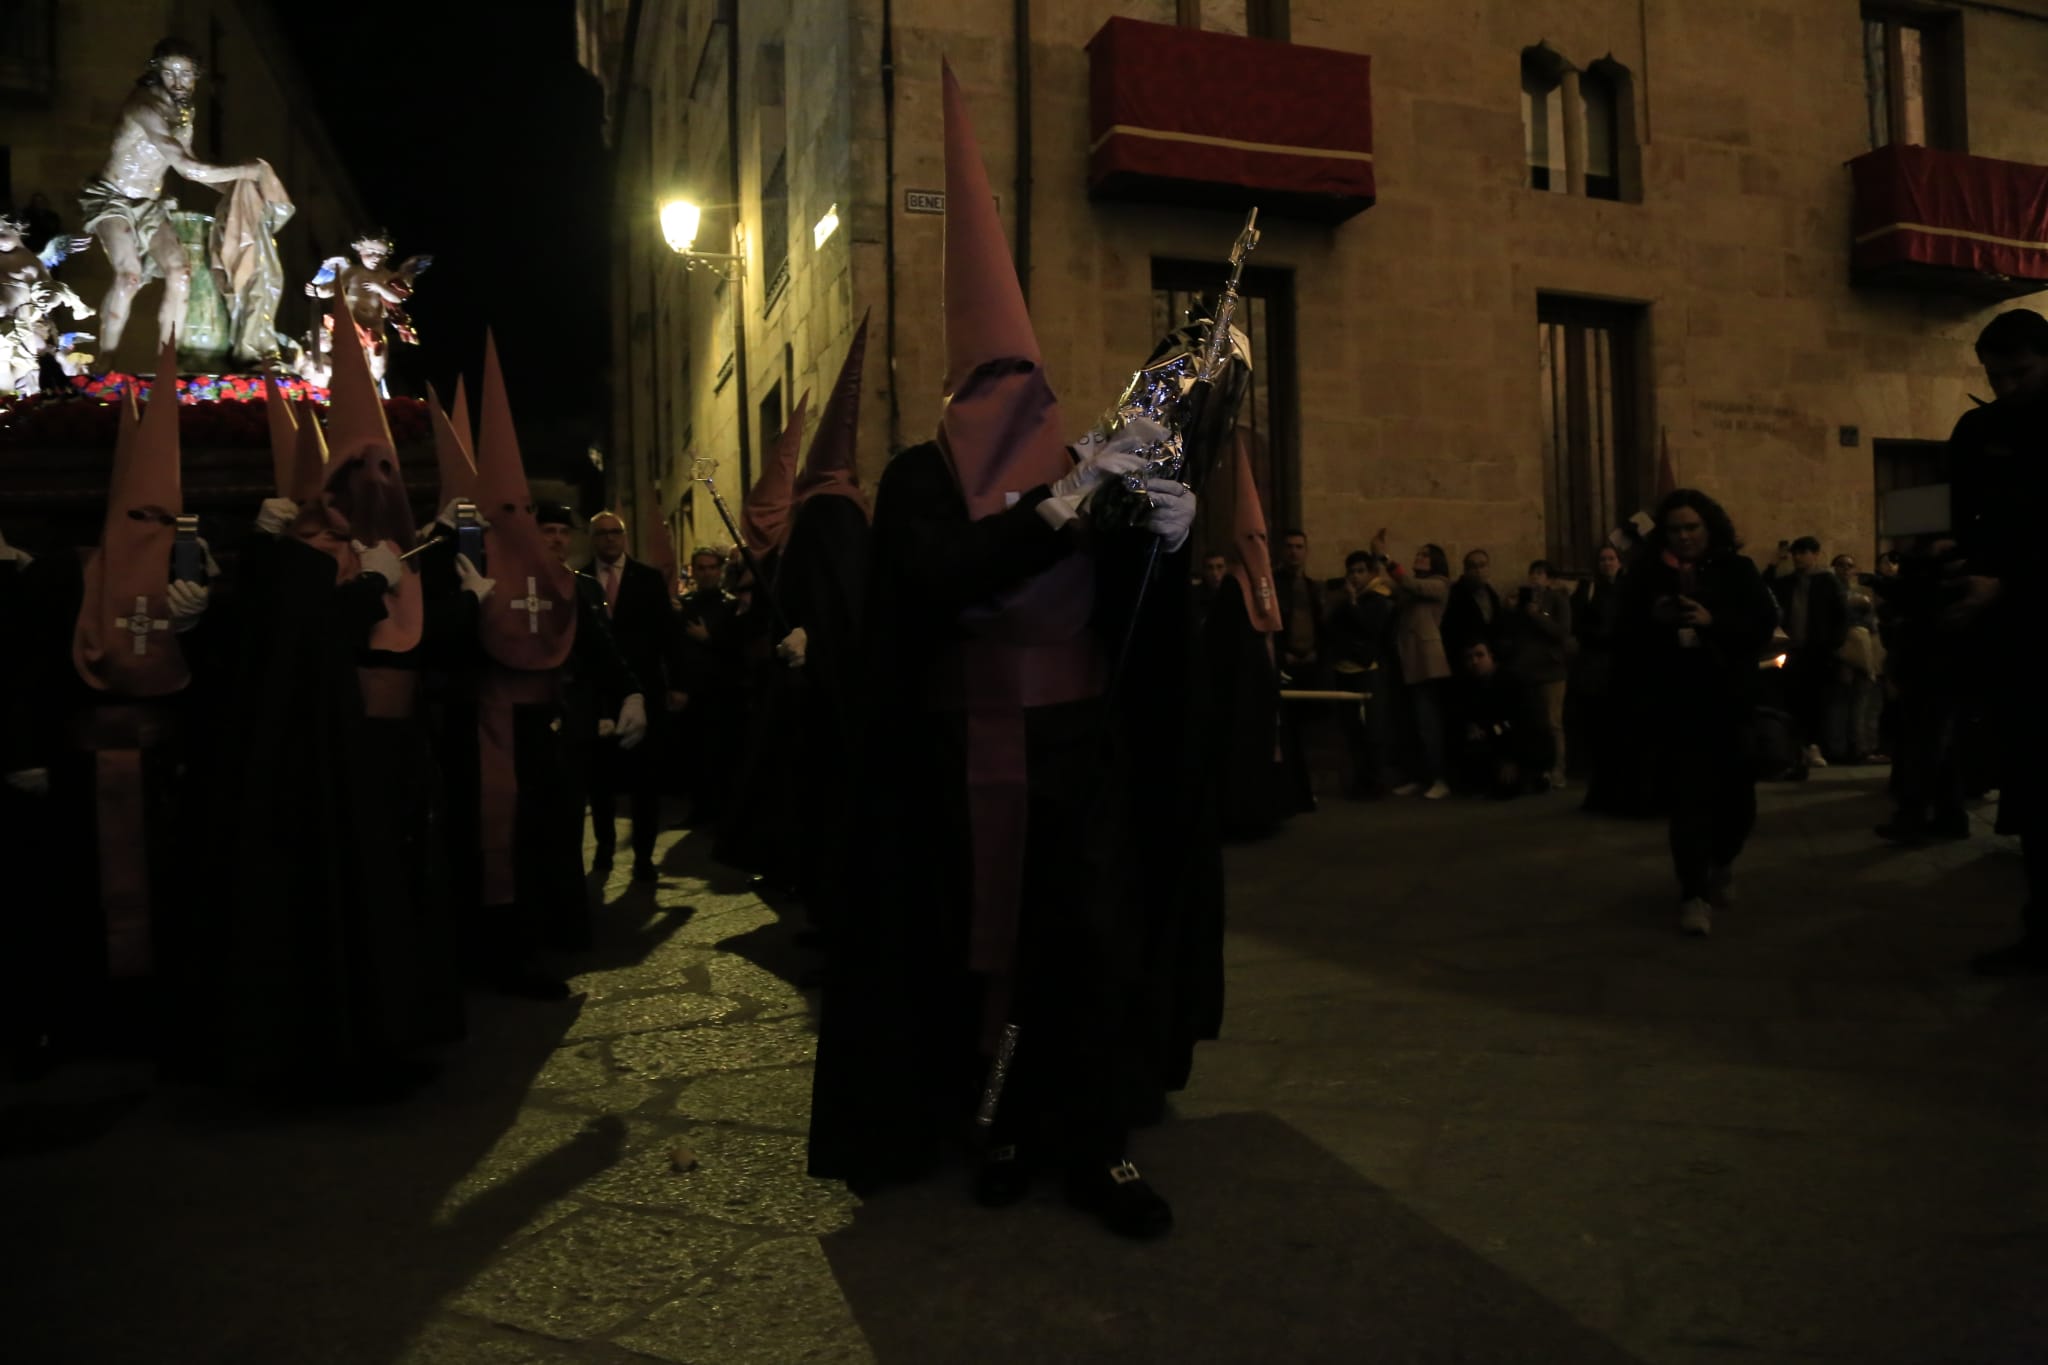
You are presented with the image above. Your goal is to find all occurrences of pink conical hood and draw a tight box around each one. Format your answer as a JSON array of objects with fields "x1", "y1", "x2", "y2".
[
  {"x1": 73, "y1": 336, "x2": 189, "y2": 696},
  {"x1": 290, "y1": 396, "x2": 329, "y2": 504},
  {"x1": 426, "y1": 378, "x2": 477, "y2": 505},
  {"x1": 320, "y1": 294, "x2": 413, "y2": 550},
  {"x1": 451, "y1": 372, "x2": 473, "y2": 454},
  {"x1": 263, "y1": 373, "x2": 299, "y2": 498},
  {"x1": 794, "y1": 313, "x2": 870, "y2": 518},
  {"x1": 1229, "y1": 428, "x2": 1285, "y2": 635},
  {"x1": 937, "y1": 61, "x2": 1071, "y2": 521},
  {"x1": 742, "y1": 391, "x2": 809, "y2": 558},
  {"x1": 475, "y1": 330, "x2": 576, "y2": 671}
]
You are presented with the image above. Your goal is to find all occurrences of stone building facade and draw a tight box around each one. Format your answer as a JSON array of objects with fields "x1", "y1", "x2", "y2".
[
  {"x1": 2, "y1": 0, "x2": 370, "y2": 375},
  {"x1": 583, "y1": 0, "x2": 2048, "y2": 575}
]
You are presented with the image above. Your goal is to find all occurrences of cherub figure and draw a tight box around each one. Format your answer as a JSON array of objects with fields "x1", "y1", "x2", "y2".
[
  {"x1": 305, "y1": 229, "x2": 431, "y2": 387},
  {"x1": 0, "y1": 214, "x2": 96, "y2": 396}
]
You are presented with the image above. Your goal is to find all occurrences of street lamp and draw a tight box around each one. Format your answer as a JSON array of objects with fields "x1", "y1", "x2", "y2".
[{"x1": 659, "y1": 197, "x2": 745, "y2": 280}]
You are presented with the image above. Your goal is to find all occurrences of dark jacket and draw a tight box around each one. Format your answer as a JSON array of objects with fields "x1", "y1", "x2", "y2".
[
  {"x1": 1441, "y1": 575, "x2": 1503, "y2": 662},
  {"x1": 588, "y1": 555, "x2": 683, "y2": 698},
  {"x1": 1618, "y1": 549, "x2": 1779, "y2": 727},
  {"x1": 1767, "y1": 569, "x2": 1848, "y2": 659},
  {"x1": 1569, "y1": 572, "x2": 1626, "y2": 695},
  {"x1": 1506, "y1": 583, "x2": 1574, "y2": 684},
  {"x1": 1322, "y1": 584, "x2": 1396, "y2": 677}
]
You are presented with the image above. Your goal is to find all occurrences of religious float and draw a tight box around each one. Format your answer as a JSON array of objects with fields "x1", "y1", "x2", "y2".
[{"x1": 0, "y1": 38, "x2": 437, "y2": 547}]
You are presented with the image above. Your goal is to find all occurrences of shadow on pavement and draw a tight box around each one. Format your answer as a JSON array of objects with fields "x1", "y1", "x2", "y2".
[
  {"x1": 824, "y1": 1111, "x2": 1644, "y2": 1365},
  {"x1": 0, "y1": 844, "x2": 699, "y2": 1365}
]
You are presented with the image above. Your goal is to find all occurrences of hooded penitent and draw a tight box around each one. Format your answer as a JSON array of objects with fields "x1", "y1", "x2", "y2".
[
  {"x1": 741, "y1": 391, "x2": 809, "y2": 560},
  {"x1": 307, "y1": 293, "x2": 422, "y2": 651},
  {"x1": 935, "y1": 63, "x2": 1105, "y2": 1047},
  {"x1": 322, "y1": 294, "x2": 418, "y2": 554},
  {"x1": 792, "y1": 313, "x2": 871, "y2": 521},
  {"x1": 475, "y1": 330, "x2": 577, "y2": 672},
  {"x1": 73, "y1": 337, "x2": 188, "y2": 698},
  {"x1": 1229, "y1": 428, "x2": 1286, "y2": 638},
  {"x1": 70, "y1": 349, "x2": 181, "y2": 979},
  {"x1": 427, "y1": 374, "x2": 477, "y2": 506},
  {"x1": 471, "y1": 332, "x2": 579, "y2": 908}
]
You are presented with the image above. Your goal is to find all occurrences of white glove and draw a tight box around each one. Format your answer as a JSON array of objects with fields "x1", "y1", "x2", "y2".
[
  {"x1": 1141, "y1": 479, "x2": 1197, "y2": 553},
  {"x1": 0, "y1": 531, "x2": 31, "y2": 566},
  {"x1": 615, "y1": 693, "x2": 648, "y2": 750},
  {"x1": 4, "y1": 768, "x2": 50, "y2": 797},
  {"x1": 166, "y1": 579, "x2": 209, "y2": 631},
  {"x1": 353, "y1": 540, "x2": 403, "y2": 590},
  {"x1": 1041, "y1": 418, "x2": 1170, "y2": 530},
  {"x1": 776, "y1": 626, "x2": 809, "y2": 670},
  {"x1": 436, "y1": 499, "x2": 490, "y2": 531},
  {"x1": 454, "y1": 553, "x2": 495, "y2": 603},
  {"x1": 255, "y1": 497, "x2": 299, "y2": 536}
]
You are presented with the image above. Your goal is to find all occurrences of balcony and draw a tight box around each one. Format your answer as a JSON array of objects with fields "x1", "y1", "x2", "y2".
[
  {"x1": 1849, "y1": 144, "x2": 2048, "y2": 300},
  {"x1": 1085, "y1": 18, "x2": 1374, "y2": 225}
]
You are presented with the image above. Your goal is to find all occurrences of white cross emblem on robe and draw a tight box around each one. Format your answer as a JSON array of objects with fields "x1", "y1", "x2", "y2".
[
  {"x1": 114, "y1": 596, "x2": 170, "y2": 655},
  {"x1": 510, "y1": 578, "x2": 554, "y2": 634}
]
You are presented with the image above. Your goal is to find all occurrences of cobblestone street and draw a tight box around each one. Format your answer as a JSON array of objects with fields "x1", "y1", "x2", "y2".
[{"x1": 5, "y1": 767, "x2": 2046, "y2": 1364}]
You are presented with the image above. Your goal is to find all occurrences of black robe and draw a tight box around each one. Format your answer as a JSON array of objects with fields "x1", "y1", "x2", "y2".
[
  {"x1": 715, "y1": 498, "x2": 871, "y2": 900},
  {"x1": 778, "y1": 495, "x2": 871, "y2": 924},
  {"x1": 807, "y1": 443, "x2": 1224, "y2": 1189},
  {"x1": 1, "y1": 549, "x2": 97, "y2": 1064},
  {"x1": 417, "y1": 541, "x2": 636, "y2": 956},
  {"x1": 1201, "y1": 577, "x2": 1285, "y2": 840},
  {"x1": 194, "y1": 534, "x2": 464, "y2": 1084}
]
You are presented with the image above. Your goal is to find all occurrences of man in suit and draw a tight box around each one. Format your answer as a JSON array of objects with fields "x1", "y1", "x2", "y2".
[{"x1": 583, "y1": 510, "x2": 683, "y2": 882}]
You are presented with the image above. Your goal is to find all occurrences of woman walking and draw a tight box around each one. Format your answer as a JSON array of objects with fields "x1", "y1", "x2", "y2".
[{"x1": 1617, "y1": 491, "x2": 1779, "y2": 936}]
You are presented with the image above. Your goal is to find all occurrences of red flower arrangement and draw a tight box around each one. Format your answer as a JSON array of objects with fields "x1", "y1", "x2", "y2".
[{"x1": 0, "y1": 378, "x2": 433, "y2": 450}]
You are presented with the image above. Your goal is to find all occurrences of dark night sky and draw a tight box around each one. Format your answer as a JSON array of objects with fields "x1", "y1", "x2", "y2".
[{"x1": 264, "y1": 1, "x2": 612, "y2": 486}]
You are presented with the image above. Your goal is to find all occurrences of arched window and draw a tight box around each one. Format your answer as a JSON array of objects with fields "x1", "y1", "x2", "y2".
[{"x1": 1521, "y1": 47, "x2": 1570, "y2": 194}]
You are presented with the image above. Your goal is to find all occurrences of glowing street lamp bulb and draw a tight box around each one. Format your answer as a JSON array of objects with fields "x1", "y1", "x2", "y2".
[
  {"x1": 812, "y1": 203, "x2": 840, "y2": 250},
  {"x1": 660, "y1": 200, "x2": 702, "y2": 254}
]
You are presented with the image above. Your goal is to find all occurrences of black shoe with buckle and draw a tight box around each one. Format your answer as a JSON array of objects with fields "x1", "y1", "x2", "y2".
[
  {"x1": 972, "y1": 1143, "x2": 1036, "y2": 1208},
  {"x1": 1065, "y1": 1159, "x2": 1173, "y2": 1240}
]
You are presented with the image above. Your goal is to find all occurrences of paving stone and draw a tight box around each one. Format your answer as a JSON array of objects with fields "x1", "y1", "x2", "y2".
[
  {"x1": 608, "y1": 1018, "x2": 817, "y2": 1082},
  {"x1": 446, "y1": 1208, "x2": 756, "y2": 1339},
  {"x1": 532, "y1": 1042, "x2": 614, "y2": 1093},
  {"x1": 577, "y1": 1124, "x2": 858, "y2": 1235},
  {"x1": 565, "y1": 992, "x2": 742, "y2": 1042},
  {"x1": 391, "y1": 1316, "x2": 603, "y2": 1364},
  {"x1": 703, "y1": 957, "x2": 811, "y2": 1016},
  {"x1": 671, "y1": 1065, "x2": 815, "y2": 1131},
  {"x1": 665, "y1": 901, "x2": 780, "y2": 947},
  {"x1": 614, "y1": 1237, "x2": 874, "y2": 1364}
]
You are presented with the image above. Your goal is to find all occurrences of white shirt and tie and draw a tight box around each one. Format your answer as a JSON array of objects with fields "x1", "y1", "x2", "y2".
[{"x1": 597, "y1": 557, "x2": 622, "y2": 617}]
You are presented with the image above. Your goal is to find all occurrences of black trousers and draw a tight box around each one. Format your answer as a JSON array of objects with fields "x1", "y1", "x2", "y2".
[
  {"x1": 1784, "y1": 650, "x2": 1832, "y2": 751},
  {"x1": 589, "y1": 740, "x2": 659, "y2": 866},
  {"x1": 1890, "y1": 684, "x2": 1964, "y2": 823},
  {"x1": 1665, "y1": 731, "x2": 1758, "y2": 902}
]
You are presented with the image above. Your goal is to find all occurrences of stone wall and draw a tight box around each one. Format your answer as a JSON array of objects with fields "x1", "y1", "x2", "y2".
[{"x1": 608, "y1": 0, "x2": 2048, "y2": 575}]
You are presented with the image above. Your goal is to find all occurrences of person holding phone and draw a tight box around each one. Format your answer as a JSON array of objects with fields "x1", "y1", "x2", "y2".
[{"x1": 1616, "y1": 489, "x2": 1778, "y2": 937}]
